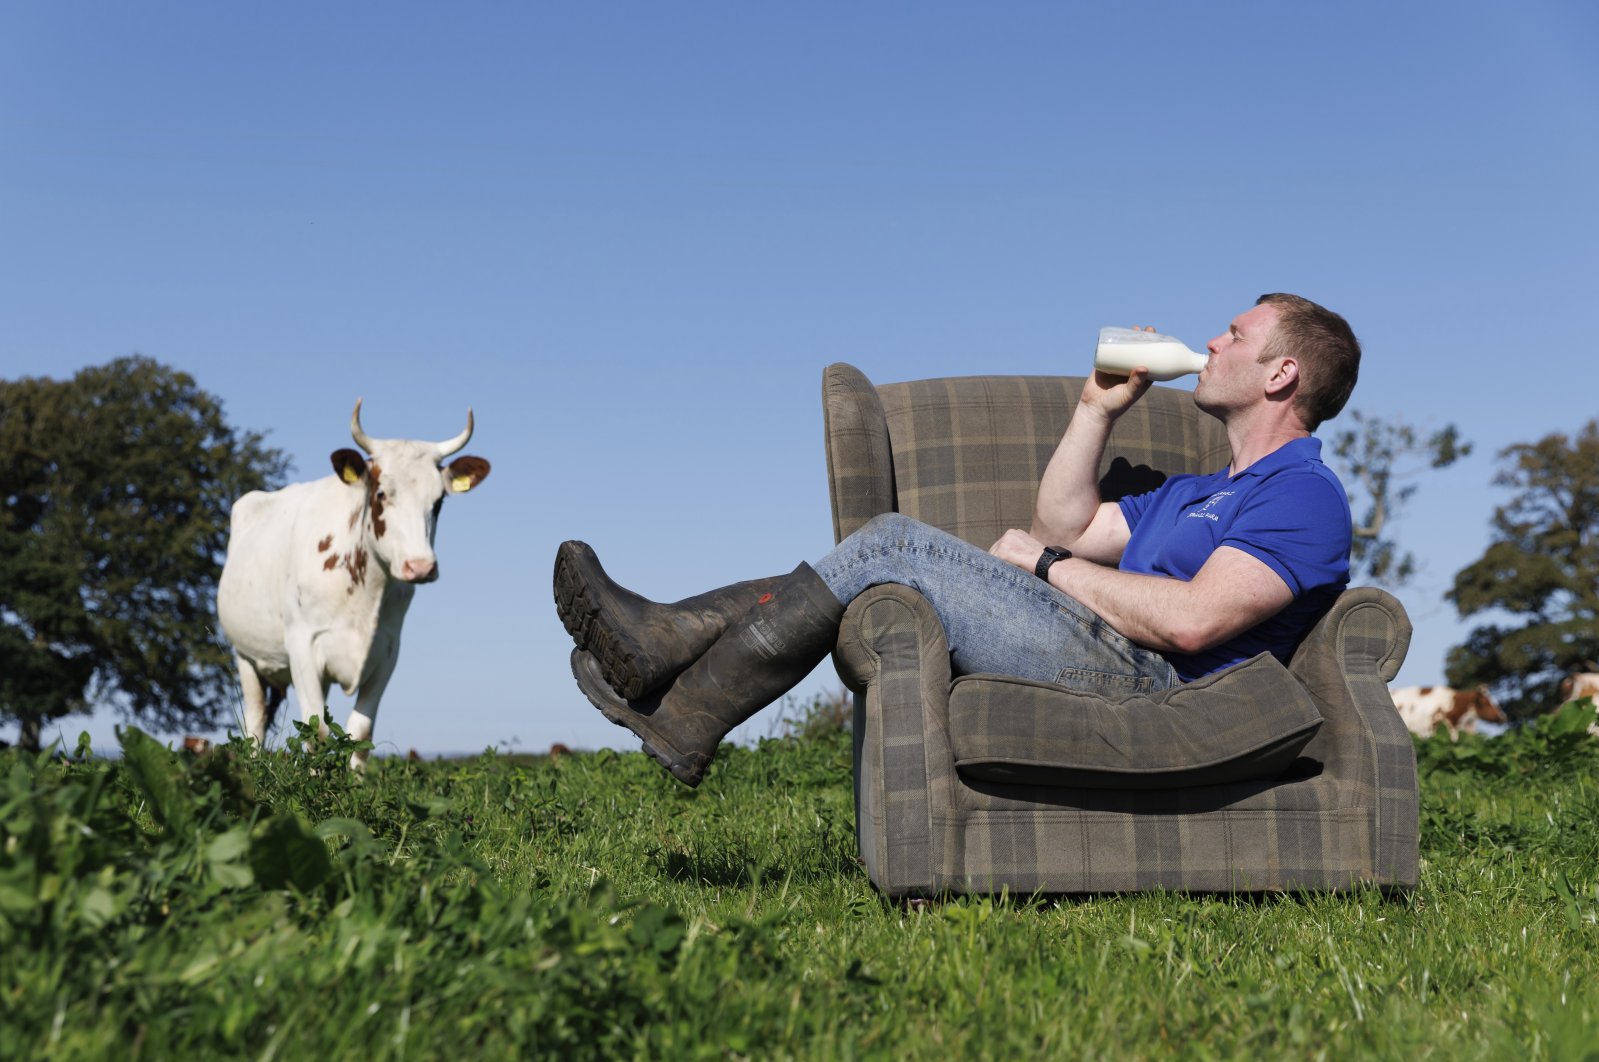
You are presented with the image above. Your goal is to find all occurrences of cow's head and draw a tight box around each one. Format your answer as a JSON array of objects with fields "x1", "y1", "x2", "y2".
[
  {"x1": 1467, "y1": 686, "x2": 1507, "y2": 724},
  {"x1": 329, "y1": 400, "x2": 491, "y2": 584}
]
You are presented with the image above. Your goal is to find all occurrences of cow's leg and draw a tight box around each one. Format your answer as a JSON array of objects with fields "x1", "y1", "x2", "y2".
[
  {"x1": 346, "y1": 637, "x2": 401, "y2": 772},
  {"x1": 237, "y1": 654, "x2": 272, "y2": 751},
  {"x1": 287, "y1": 639, "x2": 332, "y2": 744}
]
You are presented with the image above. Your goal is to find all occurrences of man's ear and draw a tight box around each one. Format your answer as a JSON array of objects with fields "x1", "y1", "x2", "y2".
[
  {"x1": 331, "y1": 449, "x2": 368, "y2": 486},
  {"x1": 1265, "y1": 357, "x2": 1300, "y2": 398},
  {"x1": 444, "y1": 456, "x2": 491, "y2": 494}
]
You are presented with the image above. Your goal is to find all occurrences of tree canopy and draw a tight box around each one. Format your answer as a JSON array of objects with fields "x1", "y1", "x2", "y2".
[
  {"x1": 1327, "y1": 410, "x2": 1471, "y2": 587},
  {"x1": 0, "y1": 357, "x2": 289, "y2": 748},
  {"x1": 1446, "y1": 419, "x2": 1599, "y2": 717}
]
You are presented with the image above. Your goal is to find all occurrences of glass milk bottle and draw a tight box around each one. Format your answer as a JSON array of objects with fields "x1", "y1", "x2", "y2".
[{"x1": 1094, "y1": 327, "x2": 1209, "y2": 381}]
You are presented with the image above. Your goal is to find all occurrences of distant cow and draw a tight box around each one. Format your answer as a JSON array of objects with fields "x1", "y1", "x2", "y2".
[
  {"x1": 1558, "y1": 672, "x2": 1599, "y2": 737},
  {"x1": 1558, "y1": 672, "x2": 1599, "y2": 704},
  {"x1": 217, "y1": 401, "x2": 490, "y2": 769},
  {"x1": 1389, "y1": 685, "x2": 1507, "y2": 739}
]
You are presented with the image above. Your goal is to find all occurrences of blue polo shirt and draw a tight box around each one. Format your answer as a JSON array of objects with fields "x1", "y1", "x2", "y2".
[{"x1": 1116, "y1": 437, "x2": 1351, "y2": 681}]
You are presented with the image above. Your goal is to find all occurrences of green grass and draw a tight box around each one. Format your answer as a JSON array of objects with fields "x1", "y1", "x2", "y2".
[{"x1": 3, "y1": 703, "x2": 1597, "y2": 1060}]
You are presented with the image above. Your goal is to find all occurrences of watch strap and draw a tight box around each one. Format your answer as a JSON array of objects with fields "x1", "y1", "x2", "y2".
[{"x1": 1034, "y1": 545, "x2": 1072, "y2": 580}]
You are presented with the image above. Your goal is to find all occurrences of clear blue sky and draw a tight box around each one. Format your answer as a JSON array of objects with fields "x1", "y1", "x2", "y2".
[{"x1": 4, "y1": 1, "x2": 1596, "y2": 755}]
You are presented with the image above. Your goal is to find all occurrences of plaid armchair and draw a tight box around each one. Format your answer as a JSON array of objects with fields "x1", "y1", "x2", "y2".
[{"x1": 823, "y1": 363, "x2": 1419, "y2": 897}]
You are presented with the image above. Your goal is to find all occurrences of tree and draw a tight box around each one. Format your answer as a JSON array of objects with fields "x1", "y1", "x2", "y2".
[
  {"x1": 0, "y1": 357, "x2": 290, "y2": 750},
  {"x1": 1327, "y1": 410, "x2": 1471, "y2": 587},
  {"x1": 1445, "y1": 420, "x2": 1599, "y2": 718}
]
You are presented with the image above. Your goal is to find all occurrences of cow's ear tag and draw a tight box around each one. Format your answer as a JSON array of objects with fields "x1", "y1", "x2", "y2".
[
  {"x1": 331, "y1": 449, "x2": 366, "y2": 485},
  {"x1": 445, "y1": 456, "x2": 490, "y2": 493}
]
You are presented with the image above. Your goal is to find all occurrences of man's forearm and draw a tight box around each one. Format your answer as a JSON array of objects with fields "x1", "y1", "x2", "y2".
[
  {"x1": 1043, "y1": 545, "x2": 1296, "y2": 657},
  {"x1": 1031, "y1": 405, "x2": 1115, "y2": 546},
  {"x1": 1047, "y1": 558, "x2": 1203, "y2": 653}
]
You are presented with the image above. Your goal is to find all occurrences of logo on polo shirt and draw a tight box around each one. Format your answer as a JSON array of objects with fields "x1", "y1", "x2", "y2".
[{"x1": 1186, "y1": 490, "x2": 1235, "y2": 521}]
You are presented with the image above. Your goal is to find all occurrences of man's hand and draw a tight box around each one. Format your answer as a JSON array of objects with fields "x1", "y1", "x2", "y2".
[
  {"x1": 990, "y1": 528, "x2": 1048, "y2": 573},
  {"x1": 1079, "y1": 365, "x2": 1155, "y2": 422},
  {"x1": 1080, "y1": 325, "x2": 1158, "y2": 423}
]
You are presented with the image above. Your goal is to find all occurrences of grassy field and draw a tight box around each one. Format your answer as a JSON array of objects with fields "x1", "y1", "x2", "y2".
[{"x1": 3, "y1": 702, "x2": 1597, "y2": 1060}]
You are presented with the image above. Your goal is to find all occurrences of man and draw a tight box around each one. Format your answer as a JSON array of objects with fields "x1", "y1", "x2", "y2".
[{"x1": 555, "y1": 293, "x2": 1359, "y2": 786}]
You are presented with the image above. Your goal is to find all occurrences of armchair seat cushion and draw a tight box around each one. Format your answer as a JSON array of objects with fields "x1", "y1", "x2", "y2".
[{"x1": 949, "y1": 652, "x2": 1323, "y2": 790}]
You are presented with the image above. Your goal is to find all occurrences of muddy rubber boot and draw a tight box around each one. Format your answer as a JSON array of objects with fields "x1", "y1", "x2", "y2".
[
  {"x1": 569, "y1": 561, "x2": 845, "y2": 787},
  {"x1": 554, "y1": 540, "x2": 784, "y2": 699}
]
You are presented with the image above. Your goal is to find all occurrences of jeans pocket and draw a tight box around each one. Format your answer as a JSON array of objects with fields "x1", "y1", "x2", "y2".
[{"x1": 1053, "y1": 668, "x2": 1155, "y2": 695}]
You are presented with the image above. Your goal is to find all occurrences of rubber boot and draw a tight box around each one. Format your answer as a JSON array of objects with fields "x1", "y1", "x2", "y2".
[
  {"x1": 569, "y1": 561, "x2": 845, "y2": 787},
  {"x1": 554, "y1": 540, "x2": 784, "y2": 699}
]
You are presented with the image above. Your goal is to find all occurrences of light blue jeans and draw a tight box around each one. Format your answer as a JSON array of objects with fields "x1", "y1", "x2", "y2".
[{"x1": 813, "y1": 513, "x2": 1180, "y2": 695}]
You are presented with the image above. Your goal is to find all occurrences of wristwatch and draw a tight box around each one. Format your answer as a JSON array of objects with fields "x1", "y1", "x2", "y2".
[{"x1": 1034, "y1": 545, "x2": 1072, "y2": 580}]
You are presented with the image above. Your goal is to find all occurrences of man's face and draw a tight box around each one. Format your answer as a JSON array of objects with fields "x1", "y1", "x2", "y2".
[{"x1": 1194, "y1": 303, "x2": 1281, "y2": 414}]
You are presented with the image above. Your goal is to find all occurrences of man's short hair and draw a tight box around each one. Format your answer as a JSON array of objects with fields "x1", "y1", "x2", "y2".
[{"x1": 1255, "y1": 293, "x2": 1361, "y2": 430}]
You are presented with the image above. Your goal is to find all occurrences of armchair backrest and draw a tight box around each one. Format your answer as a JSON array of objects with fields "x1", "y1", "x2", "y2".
[{"x1": 823, "y1": 363, "x2": 1231, "y2": 548}]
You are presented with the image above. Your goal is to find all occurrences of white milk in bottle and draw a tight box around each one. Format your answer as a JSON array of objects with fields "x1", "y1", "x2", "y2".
[{"x1": 1094, "y1": 327, "x2": 1209, "y2": 381}]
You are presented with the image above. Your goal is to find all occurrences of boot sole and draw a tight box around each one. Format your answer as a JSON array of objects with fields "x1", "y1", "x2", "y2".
[
  {"x1": 553, "y1": 541, "x2": 650, "y2": 700},
  {"x1": 569, "y1": 649, "x2": 706, "y2": 787}
]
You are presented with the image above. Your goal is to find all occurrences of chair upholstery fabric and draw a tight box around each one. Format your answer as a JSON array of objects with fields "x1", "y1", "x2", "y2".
[
  {"x1": 950, "y1": 652, "x2": 1323, "y2": 790},
  {"x1": 823, "y1": 363, "x2": 1420, "y2": 896}
]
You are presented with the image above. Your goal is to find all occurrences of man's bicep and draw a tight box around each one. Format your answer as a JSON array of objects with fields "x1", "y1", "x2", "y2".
[
  {"x1": 1190, "y1": 546, "x2": 1296, "y2": 644},
  {"x1": 1069, "y1": 502, "x2": 1132, "y2": 565}
]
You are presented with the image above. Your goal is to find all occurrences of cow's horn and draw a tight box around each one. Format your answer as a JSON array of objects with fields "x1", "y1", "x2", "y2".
[
  {"x1": 351, "y1": 399, "x2": 378, "y2": 453},
  {"x1": 435, "y1": 409, "x2": 474, "y2": 458}
]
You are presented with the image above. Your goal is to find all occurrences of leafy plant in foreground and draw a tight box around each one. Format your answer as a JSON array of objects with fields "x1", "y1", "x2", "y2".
[{"x1": 1413, "y1": 699, "x2": 1598, "y2": 779}]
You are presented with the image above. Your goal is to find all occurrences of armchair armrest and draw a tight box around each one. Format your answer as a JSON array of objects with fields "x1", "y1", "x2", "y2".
[
  {"x1": 1288, "y1": 587, "x2": 1419, "y2": 889},
  {"x1": 834, "y1": 583, "x2": 958, "y2": 896},
  {"x1": 1291, "y1": 586, "x2": 1412, "y2": 685}
]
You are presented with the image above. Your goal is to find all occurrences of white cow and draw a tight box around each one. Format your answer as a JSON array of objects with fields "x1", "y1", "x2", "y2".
[
  {"x1": 1557, "y1": 672, "x2": 1599, "y2": 737},
  {"x1": 1389, "y1": 685, "x2": 1506, "y2": 740},
  {"x1": 1558, "y1": 672, "x2": 1599, "y2": 704},
  {"x1": 217, "y1": 401, "x2": 490, "y2": 768}
]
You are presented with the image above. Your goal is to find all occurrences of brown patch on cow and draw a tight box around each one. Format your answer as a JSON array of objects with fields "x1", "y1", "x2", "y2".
[
  {"x1": 316, "y1": 535, "x2": 333, "y2": 552},
  {"x1": 1458, "y1": 688, "x2": 1507, "y2": 724},
  {"x1": 323, "y1": 554, "x2": 339, "y2": 571},
  {"x1": 1417, "y1": 686, "x2": 1435, "y2": 696},
  {"x1": 366, "y1": 464, "x2": 387, "y2": 539},
  {"x1": 338, "y1": 546, "x2": 369, "y2": 594}
]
